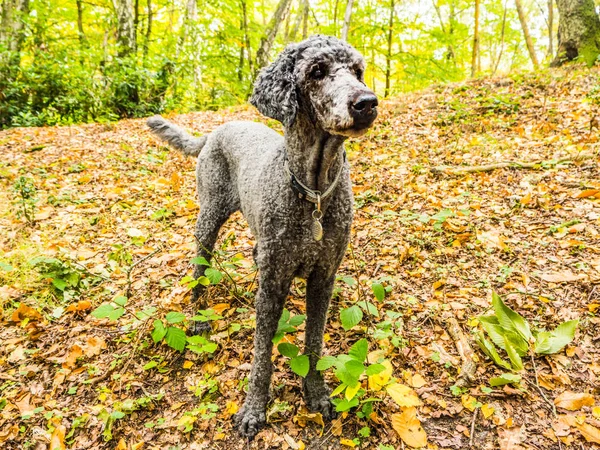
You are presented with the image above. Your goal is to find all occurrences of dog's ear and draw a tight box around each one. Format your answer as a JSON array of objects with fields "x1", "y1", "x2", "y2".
[{"x1": 250, "y1": 44, "x2": 298, "y2": 127}]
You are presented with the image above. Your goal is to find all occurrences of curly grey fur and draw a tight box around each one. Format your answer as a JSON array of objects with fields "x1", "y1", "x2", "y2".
[
  {"x1": 147, "y1": 115, "x2": 207, "y2": 156},
  {"x1": 146, "y1": 35, "x2": 377, "y2": 439}
]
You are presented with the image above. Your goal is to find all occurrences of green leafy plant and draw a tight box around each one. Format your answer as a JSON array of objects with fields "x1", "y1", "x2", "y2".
[
  {"x1": 476, "y1": 292, "x2": 579, "y2": 377},
  {"x1": 30, "y1": 256, "x2": 99, "y2": 300},
  {"x1": 12, "y1": 176, "x2": 38, "y2": 224},
  {"x1": 316, "y1": 339, "x2": 385, "y2": 413},
  {"x1": 181, "y1": 256, "x2": 224, "y2": 288}
]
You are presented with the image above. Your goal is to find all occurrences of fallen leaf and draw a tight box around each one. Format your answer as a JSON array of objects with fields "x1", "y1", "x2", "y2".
[
  {"x1": 115, "y1": 438, "x2": 127, "y2": 450},
  {"x1": 575, "y1": 189, "x2": 600, "y2": 198},
  {"x1": 554, "y1": 391, "x2": 595, "y2": 411},
  {"x1": 340, "y1": 438, "x2": 356, "y2": 447},
  {"x1": 576, "y1": 422, "x2": 600, "y2": 444},
  {"x1": 391, "y1": 407, "x2": 428, "y2": 448},
  {"x1": 82, "y1": 337, "x2": 106, "y2": 358},
  {"x1": 62, "y1": 345, "x2": 83, "y2": 369},
  {"x1": 538, "y1": 271, "x2": 586, "y2": 283},
  {"x1": 66, "y1": 300, "x2": 92, "y2": 312},
  {"x1": 11, "y1": 303, "x2": 43, "y2": 322},
  {"x1": 386, "y1": 383, "x2": 422, "y2": 407},
  {"x1": 498, "y1": 425, "x2": 526, "y2": 450},
  {"x1": 49, "y1": 424, "x2": 66, "y2": 450},
  {"x1": 481, "y1": 403, "x2": 495, "y2": 419},
  {"x1": 461, "y1": 394, "x2": 479, "y2": 412}
]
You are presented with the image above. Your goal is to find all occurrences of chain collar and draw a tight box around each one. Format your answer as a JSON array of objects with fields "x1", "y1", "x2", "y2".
[{"x1": 283, "y1": 151, "x2": 346, "y2": 204}]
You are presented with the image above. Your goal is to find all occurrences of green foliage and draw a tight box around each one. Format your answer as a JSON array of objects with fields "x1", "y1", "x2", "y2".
[
  {"x1": 12, "y1": 176, "x2": 37, "y2": 224},
  {"x1": 476, "y1": 292, "x2": 579, "y2": 375},
  {"x1": 30, "y1": 256, "x2": 99, "y2": 300},
  {"x1": 272, "y1": 309, "x2": 306, "y2": 344}
]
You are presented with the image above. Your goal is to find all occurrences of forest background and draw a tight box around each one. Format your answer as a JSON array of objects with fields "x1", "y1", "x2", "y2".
[{"x1": 2, "y1": 0, "x2": 599, "y2": 129}]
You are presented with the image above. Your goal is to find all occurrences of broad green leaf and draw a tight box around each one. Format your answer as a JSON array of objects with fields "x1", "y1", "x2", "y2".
[
  {"x1": 205, "y1": 267, "x2": 223, "y2": 284},
  {"x1": 290, "y1": 355, "x2": 309, "y2": 377},
  {"x1": 113, "y1": 295, "x2": 127, "y2": 306},
  {"x1": 349, "y1": 339, "x2": 368, "y2": 362},
  {"x1": 365, "y1": 363, "x2": 386, "y2": 376},
  {"x1": 504, "y1": 330, "x2": 529, "y2": 356},
  {"x1": 317, "y1": 356, "x2": 337, "y2": 371},
  {"x1": 190, "y1": 256, "x2": 210, "y2": 266},
  {"x1": 534, "y1": 320, "x2": 579, "y2": 355},
  {"x1": 278, "y1": 343, "x2": 299, "y2": 358},
  {"x1": 165, "y1": 311, "x2": 186, "y2": 324},
  {"x1": 107, "y1": 307, "x2": 125, "y2": 321},
  {"x1": 340, "y1": 305, "x2": 363, "y2": 330},
  {"x1": 91, "y1": 303, "x2": 114, "y2": 319},
  {"x1": 503, "y1": 335, "x2": 523, "y2": 371},
  {"x1": 492, "y1": 292, "x2": 532, "y2": 341},
  {"x1": 345, "y1": 359, "x2": 366, "y2": 378},
  {"x1": 489, "y1": 373, "x2": 521, "y2": 387},
  {"x1": 475, "y1": 332, "x2": 511, "y2": 370},
  {"x1": 52, "y1": 278, "x2": 68, "y2": 291},
  {"x1": 361, "y1": 301, "x2": 380, "y2": 317},
  {"x1": 371, "y1": 283, "x2": 385, "y2": 301},
  {"x1": 151, "y1": 320, "x2": 167, "y2": 343},
  {"x1": 288, "y1": 314, "x2": 306, "y2": 327},
  {"x1": 335, "y1": 397, "x2": 359, "y2": 412},
  {"x1": 165, "y1": 327, "x2": 187, "y2": 352},
  {"x1": 331, "y1": 383, "x2": 347, "y2": 397}
]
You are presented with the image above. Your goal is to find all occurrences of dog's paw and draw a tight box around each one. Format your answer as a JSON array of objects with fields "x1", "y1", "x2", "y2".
[
  {"x1": 306, "y1": 393, "x2": 337, "y2": 420},
  {"x1": 189, "y1": 320, "x2": 211, "y2": 336},
  {"x1": 234, "y1": 404, "x2": 266, "y2": 439}
]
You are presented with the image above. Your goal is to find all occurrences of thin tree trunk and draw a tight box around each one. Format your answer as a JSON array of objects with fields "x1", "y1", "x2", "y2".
[
  {"x1": 289, "y1": 0, "x2": 305, "y2": 42},
  {"x1": 302, "y1": 0, "x2": 308, "y2": 38},
  {"x1": 0, "y1": 0, "x2": 30, "y2": 65},
  {"x1": 515, "y1": 0, "x2": 539, "y2": 68},
  {"x1": 384, "y1": 0, "x2": 394, "y2": 97},
  {"x1": 76, "y1": 0, "x2": 86, "y2": 46},
  {"x1": 492, "y1": 0, "x2": 508, "y2": 75},
  {"x1": 341, "y1": 0, "x2": 354, "y2": 41},
  {"x1": 552, "y1": 0, "x2": 600, "y2": 66},
  {"x1": 114, "y1": 0, "x2": 136, "y2": 57},
  {"x1": 143, "y1": 0, "x2": 152, "y2": 62},
  {"x1": 547, "y1": 0, "x2": 553, "y2": 58},
  {"x1": 333, "y1": 0, "x2": 339, "y2": 36},
  {"x1": 240, "y1": 0, "x2": 253, "y2": 75},
  {"x1": 471, "y1": 0, "x2": 480, "y2": 77},
  {"x1": 255, "y1": 0, "x2": 293, "y2": 71}
]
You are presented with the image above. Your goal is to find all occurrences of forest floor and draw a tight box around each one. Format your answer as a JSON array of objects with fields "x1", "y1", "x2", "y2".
[{"x1": 1, "y1": 66, "x2": 599, "y2": 450}]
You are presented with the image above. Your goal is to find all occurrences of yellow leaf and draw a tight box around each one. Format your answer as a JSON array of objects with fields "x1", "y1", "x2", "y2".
[
  {"x1": 49, "y1": 424, "x2": 66, "y2": 450},
  {"x1": 592, "y1": 406, "x2": 600, "y2": 419},
  {"x1": 577, "y1": 423, "x2": 600, "y2": 444},
  {"x1": 225, "y1": 401, "x2": 239, "y2": 417},
  {"x1": 345, "y1": 382, "x2": 361, "y2": 401},
  {"x1": 554, "y1": 391, "x2": 595, "y2": 411},
  {"x1": 461, "y1": 394, "x2": 479, "y2": 412},
  {"x1": 115, "y1": 438, "x2": 127, "y2": 450},
  {"x1": 368, "y1": 359, "x2": 393, "y2": 391},
  {"x1": 66, "y1": 300, "x2": 92, "y2": 312},
  {"x1": 177, "y1": 414, "x2": 196, "y2": 430},
  {"x1": 391, "y1": 407, "x2": 428, "y2": 448},
  {"x1": 182, "y1": 360, "x2": 194, "y2": 369},
  {"x1": 481, "y1": 403, "x2": 495, "y2": 419},
  {"x1": 214, "y1": 433, "x2": 225, "y2": 440},
  {"x1": 340, "y1": 438, "x2": 356, "y2": 447},
  {"x1": 386, "y1": 383, "x2": 422, "y2": 407},
  {"x1": 406, "y1": 372, "x2": 427, "y2": 388},
  {"x1": 298, "y1": 441, "x2": 306, "y2": 450}
]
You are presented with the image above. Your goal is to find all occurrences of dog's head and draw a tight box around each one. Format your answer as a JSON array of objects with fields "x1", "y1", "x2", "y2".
[{"x1": 251, "y1": 35, "x2": 378, "y2": 137}]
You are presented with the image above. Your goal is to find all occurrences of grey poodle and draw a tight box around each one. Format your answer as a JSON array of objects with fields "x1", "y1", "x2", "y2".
[{"x1": 147, "y1": 35, "x2": 378, "y2": 439}]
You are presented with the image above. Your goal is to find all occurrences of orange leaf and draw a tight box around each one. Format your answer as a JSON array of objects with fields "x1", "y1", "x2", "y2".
[
  {"x1": 391, "y1": 407, "x2": 428, "y2": 448},
  {"x1": 554, "y1": 391, "x2": 595, "y2": 411},
  {"x1": 575, "y1": 189, "x2": 600, "y2": 198},
  {"x1": 11, "y1": 303, "x2": 43, "y2": 322},
  {"x1": 66, "y1": 300, "x2": 92, "y2": 312},
  {"x1": 49, "y1": 424, "x2": 66, "y2": 450}
]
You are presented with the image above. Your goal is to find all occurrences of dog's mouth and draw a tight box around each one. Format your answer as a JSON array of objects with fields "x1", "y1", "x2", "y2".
[{"x1": 333, "y1": 117, "x2": 377, "y2": 137}]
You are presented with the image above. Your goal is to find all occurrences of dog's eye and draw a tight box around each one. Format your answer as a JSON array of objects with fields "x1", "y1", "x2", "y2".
[
  {"x1": 355, "y1": 68, "x2": 363, "y2": 79},
  {"x1": 310, "y1": 64, "x2": 327, "y2": 80}
]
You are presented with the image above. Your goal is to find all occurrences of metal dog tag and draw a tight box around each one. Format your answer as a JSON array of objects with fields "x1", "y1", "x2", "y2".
[{"x1": 312, "y1": 209, "x2": 323, "y2": 241}]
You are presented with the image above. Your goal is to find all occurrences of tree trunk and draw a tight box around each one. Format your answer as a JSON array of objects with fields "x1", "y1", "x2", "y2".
[
  {"x1": 492, "y1": 0, "x2": 508, "y2": 75},
  {"x1": 515, "y1": 0, "x2": 539, "y2": 68},
  {"x1": 333, "y1": 0, "x2": 339, "y2": 36},
  {"x1": 384, "y1": 0, "x2": 394, "y2": 98},
  {"x1": 552, "y1": 0, "x2": 600, "y2": 66},
  {"x1": 547, "y1": 0, "x2": 554, "y2": 58},
  {"x1": 289, "y1": 0, "x2": 305, "y2": 42},
  {"x1": 240, "y1": 0, "x2": 253, "y2": 75},
  {"x1": 341, "y1": 0, "x2": 354, "y2": 41},
  {"x1": 255, "y1": 0, "x2": 293, "y2": 71},
  {"x1": 0, "y1": 0, "x2": 30, "y2": 64},
  {"x1": 302, "y1": 0, "x2": 308, "y2": 38},
  {"x1": 114, "y1": 0, "x2": 136, "y2": 57},
  {"x1": 76, "y1": 0, "x2": 86, "y2": 46},
  {"x1": 471, "y1": 0, "x2": 480, "y2": 77},
  {"x1": 142, "y1": 0, "x2": 152, "y2": 62}
]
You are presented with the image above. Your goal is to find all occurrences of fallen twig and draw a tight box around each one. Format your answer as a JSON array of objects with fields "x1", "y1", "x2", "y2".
[
  {"x1": 431, "y1": 152, "x2": 597, "y2": 175},
  {"x1": 440, "y1": 314, "x2": 477, "y2": 388}
]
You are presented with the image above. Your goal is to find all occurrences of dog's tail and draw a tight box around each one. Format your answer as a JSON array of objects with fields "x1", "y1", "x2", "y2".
[{"x1": 147, "y1": 115, "x2": 207, "y2": 157}]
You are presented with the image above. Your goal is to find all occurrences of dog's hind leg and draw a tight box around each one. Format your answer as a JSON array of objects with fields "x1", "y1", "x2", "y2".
[
  {"x1": 234, "y1": 263, "x2": 294, "y2": 438},
  {"x1": 302, "y1": 270, "x2": 337, "y2": 419},
  {"x1": 189, "y1": 203, "x2": 233, "y2": 335}
]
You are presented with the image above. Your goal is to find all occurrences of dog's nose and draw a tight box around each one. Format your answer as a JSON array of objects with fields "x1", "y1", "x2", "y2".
[{"x1": 351, "y1": 94, "x2": 378, "y2": 116}]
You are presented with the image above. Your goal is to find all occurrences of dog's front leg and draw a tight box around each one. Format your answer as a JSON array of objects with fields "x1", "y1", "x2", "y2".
[
  {"x1": 302, "y1": 270, "x2": 337, "y2": 420},
  {"x1": 234, "y1": 269, "x2": 292, "y2": 439}
]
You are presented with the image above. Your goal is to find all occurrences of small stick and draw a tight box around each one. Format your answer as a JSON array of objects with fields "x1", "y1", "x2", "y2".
[
  {"x1": 529, "y1": 354, "x2": 557, "y2": 416},
  {"x1": 469, "y1": 407, "x2": 478, "y2": 447},
  {"x1": 440, "y1": 314, "x2": 477, "y2": 387}
]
